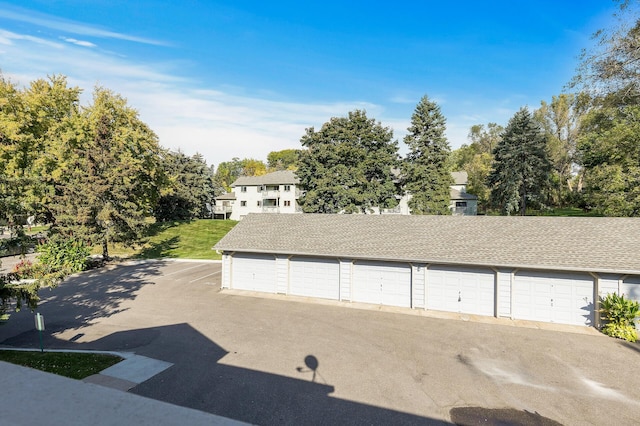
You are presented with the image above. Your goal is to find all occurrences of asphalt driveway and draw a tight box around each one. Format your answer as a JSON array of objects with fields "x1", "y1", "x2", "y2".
[{"x1": 1, "y1": 260, "x2": 639, "y2": 425}]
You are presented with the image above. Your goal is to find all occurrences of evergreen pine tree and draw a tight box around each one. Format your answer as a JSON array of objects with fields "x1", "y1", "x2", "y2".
[
  {"x1": 487, "y1": 107, "x2": 551, "y2": 215},
  {"x1": 402, "y1": 95, "x2": 452, "y2": 215}
]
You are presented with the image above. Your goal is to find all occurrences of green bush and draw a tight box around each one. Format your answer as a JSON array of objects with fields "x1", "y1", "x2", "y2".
[
  {"x1": 601, "y1": 322, "x2": 638, "y2": 342},
  {"x1": 37, "y1": 235, "x2": 90, "y2": 274},
  {"x1": 599, "y1": 293, "x2": 640, "y2": 342}
]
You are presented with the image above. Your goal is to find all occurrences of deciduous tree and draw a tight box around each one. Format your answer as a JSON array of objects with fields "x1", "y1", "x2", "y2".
[
  {"x1": 533, "y1": 94, "x2": 589, "y2": 206},
  {"x1": 0, "y1": 75, "x2": 81, "y2": 226},
  {"x1": 267, "y1": 149, "x2": 300, "y2": 171},
  {"x1": 297, "y1": 110, "x2": 400, "y2": 213},
  {"x1": 51, "y1": 87, "x2": 163, "y2": 259},
  {"x1": 572, "y1": 1, "x2": 640, "y2": 104},
  {"x1": 578, "y1": 104, "x2": 640, "y2": 216},
  {"x1": 213, "y1": 157, "x2": 268, "y2": 192}
]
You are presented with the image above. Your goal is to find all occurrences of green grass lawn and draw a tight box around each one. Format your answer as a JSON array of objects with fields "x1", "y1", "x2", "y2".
[
  {"x1": 25, "y1": 225, "x2": 49, "y2": 235},
  {"x1": 0, "y1": 350, "x2": 122, "y2": 379},
  {"x1": 526, "y1": 207, "x2": 603, "y2": 217},
  {"x1": 103, "y1": 219, "x2": 237, "y2": 260},
  {"x1": 482, "y1": 207, "x2": 603, "y2": 217}
]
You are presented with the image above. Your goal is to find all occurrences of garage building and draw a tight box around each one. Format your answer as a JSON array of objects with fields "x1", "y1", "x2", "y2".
[{"x1": 214, "y1": 214, "x2": 640, "y2": 328}]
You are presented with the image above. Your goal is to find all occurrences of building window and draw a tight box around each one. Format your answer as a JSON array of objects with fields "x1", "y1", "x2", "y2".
[
  {"x1": 284, "y1": 200, "x2": 291, "y2": 207},
  {"x1": 455, "y1": 202, "x2": 467, "y2": 208},
  {"x1": 240, "y1": 201, "x2": 247, "y2": 207},
  {"x1": 257, "y1": 201, "x2": 261, "y2": 207},
  {"x1": 241, "y1": 186, "x2": 247, "y2": 192},
  {"x1": 284, "y1": 185, "x2": 291, "y2": 192}
]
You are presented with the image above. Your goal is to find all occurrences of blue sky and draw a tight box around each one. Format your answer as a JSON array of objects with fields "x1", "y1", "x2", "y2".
[{"x1": 0, "y1": 1, "x2": 617, "y2": 167}]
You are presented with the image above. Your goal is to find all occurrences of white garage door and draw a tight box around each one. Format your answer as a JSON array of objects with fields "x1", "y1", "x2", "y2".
[
  {"x1": 513, "y1": 271, "x2": 593, "y2": 326},
  {"x1": 352, "y1": 261, "x2": 411, "y2": 308},
  {"x1": 289, "y1": 257, "x2": 340, "y2": 300},
  {"x1": 621, "y1": 276, "x2": 640, "y2": 331},
  {"x1": 427, "y1": 266, "x2": 495, "y2": 316},
  {"x1": 231, "y1": 253, "x2": 276, "y2": 293},
  {"x1": 621, "y1": 276, "x2": 640, "y2": 301}
]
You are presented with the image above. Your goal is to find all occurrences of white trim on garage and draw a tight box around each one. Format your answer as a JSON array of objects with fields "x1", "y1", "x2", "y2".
[
  {"x1": 426, "y1": 265, "x2": 495, "y2": 316},
  {"x1": 339, "y1": 259, "x2": 352, "y2": 301},
  {"x1": 411, "y1": 264, "x2": 427, "y2": 309},
  {"x1": 221, "y1": 253, "x2": 232, "y2": 289},
  {"x1": 495, "y1": 268, "x2": 512, "y2": 318},
  {"x1": 275, "y1": 255, "x2": 289, "y2": 294},
  {"x1": 352, "y1": 260, "x2": 412, "y2": 308},
  {"x1": 513, "y1": 271, "x2": 594, "y2": 326}
]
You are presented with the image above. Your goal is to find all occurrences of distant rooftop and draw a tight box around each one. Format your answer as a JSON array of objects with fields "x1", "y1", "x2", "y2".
[
  {"x1": 215, "y1": 192, "x2": 236, "y2": 201},
  {"x1": 450, "y1": 188, "x2": 477, "y2": 200},
  {"x1": 231, "y1": 170, "x2": 299, "y2": 187},
  {"x1": 451, "y1": 171, "x2": 468, "y2": 185}
]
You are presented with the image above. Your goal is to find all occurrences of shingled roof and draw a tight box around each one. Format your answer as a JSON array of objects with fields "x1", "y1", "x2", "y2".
[
  {"x1": 214, "y1": 214, "x2": 640, "y2": 275},
  {"x1": 450, "y1": 188, "x2": 477, "y2": 201},
  {"x1": 231, "y1": 170, "x2": 299, "y2": 187},
  {"x1": 451, "y1": 171, "x2": 468, "y2": 185}
]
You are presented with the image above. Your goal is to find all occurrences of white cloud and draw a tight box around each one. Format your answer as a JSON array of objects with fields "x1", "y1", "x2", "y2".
[
  {"x1": 0, "y1": 22, "x2": 499, "y2": 164},
  {"x1": 1, "y1": 28, "x2": 400, "y2": 166},
  {"x1": 130, "y1": 86, "x2": 392, "y2": 165},
  {"x1": 60, "y1": 37, "x2": 96, "y2": 48},
  {"x1": 0, "y1": 29, "x2": 63, "y2": 48},
  {"x1": 0, "y1": 5, "x2": 167, "y2": 46},
  {"x1": 389, "y1": 94, "x2": 416, "y2": 105}
]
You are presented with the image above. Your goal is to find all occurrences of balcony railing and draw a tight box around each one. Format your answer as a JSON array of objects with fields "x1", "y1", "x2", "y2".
[
  {"x1": 212, "y1": 205, "x2": 232, "y2": 213},
  {"x1": 260, "y1": 188, "x2": 303, "y2": 198},
  {"x1": 380, "y1": 206, "x2": 402, "y2": 215},
  {"x1": 262, "y1": 206, "x2": 279, "y2": 213},
  {"x1": 452, "y1": 206, "x2": 476, "y2": 216}
]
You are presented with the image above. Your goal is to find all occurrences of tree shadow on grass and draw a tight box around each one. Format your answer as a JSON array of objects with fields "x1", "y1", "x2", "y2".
[
  {"x1": 144, "y1": 220, "x2": 193, "y2": 237},
  {"x1": 134, "y1": 236, "x2": 180, "y2": 259}
]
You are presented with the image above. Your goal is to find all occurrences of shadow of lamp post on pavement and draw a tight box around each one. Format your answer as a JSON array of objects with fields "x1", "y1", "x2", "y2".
[{"x1": 296, "y1": 354, "x2": 325, "y2": 383}]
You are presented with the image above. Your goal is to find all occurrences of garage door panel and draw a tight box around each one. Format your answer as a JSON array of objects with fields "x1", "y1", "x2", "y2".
[
  {"x1": 290, "y1": 257, "x2": 340, "y2": 300},
  {"x1": 352, "y1": 261, "x2": 411, "y2": 308},
  {"x1": 232, "y1": 253, "x2": 276, "y2": 293},
  {"x1": 513, "y1": 271, "x2": 593, "y2": 326},
  {"x1": 427, "y1": 266, "x2": 495, "y2": 316},
  {"x1": 622, "y1": 276, "x2": 640, "y2": 330},
  {"x1": 622, "y1": 276, "x2": 640, "y2": 300},
  {"x1": 426, "y1": 269, "x2": 460, "y2": 312}
]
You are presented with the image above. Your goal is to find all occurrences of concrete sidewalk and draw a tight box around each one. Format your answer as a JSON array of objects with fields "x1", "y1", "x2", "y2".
[
  {"x1": 83, "y1": 351, "x2": 174, "y2": 391},
  {"x1": 0, "y1": 361, "x2": 246, "y2": 426}
]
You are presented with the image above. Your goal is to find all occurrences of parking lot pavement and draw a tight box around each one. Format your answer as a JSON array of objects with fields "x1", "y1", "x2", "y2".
[{"x1": 1, "y1": 260, "x2": 639, "y2": 425}]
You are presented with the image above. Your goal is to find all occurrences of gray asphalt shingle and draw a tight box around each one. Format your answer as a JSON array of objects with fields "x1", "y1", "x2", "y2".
[
  {"x1": 214, "y1": 214, "x2": 640, "y2": 274},
  {"x1": 231, "y1": 170, "x2": 299, "y2": 187}
]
